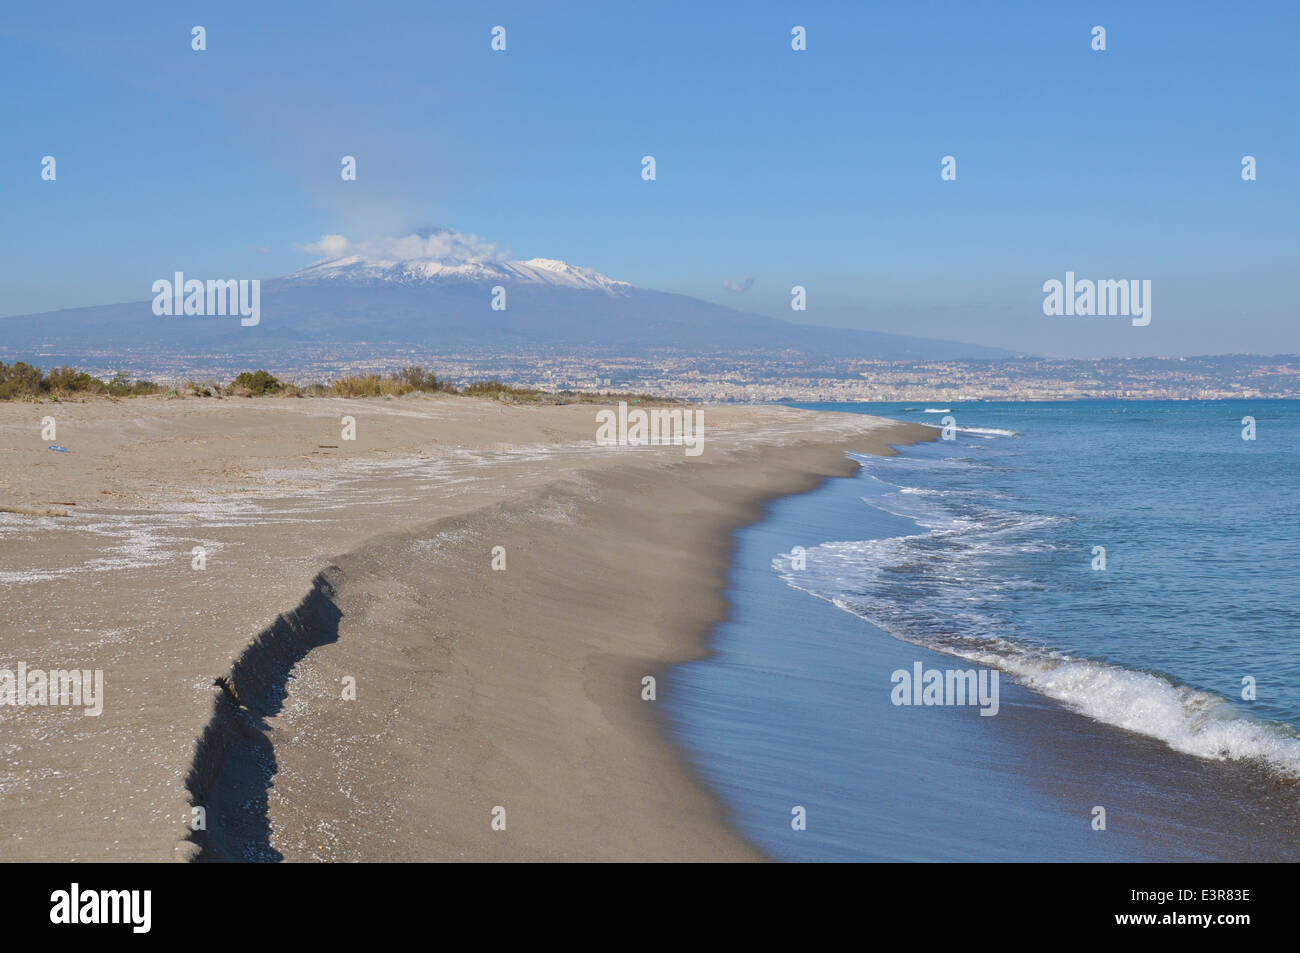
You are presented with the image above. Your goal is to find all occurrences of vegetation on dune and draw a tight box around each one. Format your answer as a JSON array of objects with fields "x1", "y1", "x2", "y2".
[
  {"x1": 230, "y1": 369, "x2": 284, "y2": 396},
  {"x1": 457, "y1": 378, "x2": 666, "y2": 405},
  {"x1": 0, "y1": 361, "x2": 676, "y2": 406},
  {"x1": 317, "y1": 367, "x2": 456, "y2": 398},
  {"x1": 459, "y1": 378, "x2": 542, "y2": 400},
  {"x1": 0, "y1": 361, "x2": 160, "y2": 400},
  {"x1": 396, "y1": 365, "x2": 456, "y2": 393}
]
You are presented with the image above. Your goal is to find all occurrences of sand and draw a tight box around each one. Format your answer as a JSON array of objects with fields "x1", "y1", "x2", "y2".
[{"x1": 0, "y1": 393, "x2": 932, "y2": 861}]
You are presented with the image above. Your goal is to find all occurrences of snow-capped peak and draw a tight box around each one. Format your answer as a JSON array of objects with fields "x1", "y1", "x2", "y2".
[{"x1": 283, "y1": 231, "x2": 632, "y2": 294}]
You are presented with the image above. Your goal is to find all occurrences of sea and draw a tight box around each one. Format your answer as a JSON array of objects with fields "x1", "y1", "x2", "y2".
[{"x1": 665, "y1": 400, "x2": 1300, "y2": 861}]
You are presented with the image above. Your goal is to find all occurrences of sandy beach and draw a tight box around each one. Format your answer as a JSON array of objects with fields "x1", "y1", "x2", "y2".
[{"x1": 0, "y1": 394, "x2": 932, "y2": 861}]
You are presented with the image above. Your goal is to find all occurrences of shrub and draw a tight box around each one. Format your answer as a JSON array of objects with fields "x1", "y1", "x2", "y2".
[
  {"x1": 460, "y1": 379, "x2": 543, "y2": 401},
  {"x1": 44, "y1": 366, "x2": 102, "y2": 394},
  {"x1": 329, "y1": 374, "x2": 389, "y2": 397},
  {"x1": 397, "y1": 366, "x2": 438, "y2": 390},
  {"x1": 230, "y1": 370, "x2": 282, "y2": 395},
  {"x1": 106, "y1": 371, "x2": 159, "y2": 397},
  {"x1": 0, "y1": 362, "x2": 158, "y2": 399},
  {"x1": 0, "y1": 362, "x2": 46, "y2": 399}
]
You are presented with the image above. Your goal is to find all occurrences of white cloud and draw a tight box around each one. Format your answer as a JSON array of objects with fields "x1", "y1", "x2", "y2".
[
  {"x1": 722, "y1": 274, "x2": 755, "y2": 293},
  {"x1": 297, "y1": 229, "x2": 506, "y2": 263},
  {"x1": 301, "y1": 234, "x2": 352, "y2": 258}
]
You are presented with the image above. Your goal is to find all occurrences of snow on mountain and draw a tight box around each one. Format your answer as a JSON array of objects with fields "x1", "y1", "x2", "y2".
[
  {"x1": 0, "y1": 228, "x2": 1019, "y2": 365},
  {"x1": 282, "y1": 235, "x2": 632, "y2": 294}
]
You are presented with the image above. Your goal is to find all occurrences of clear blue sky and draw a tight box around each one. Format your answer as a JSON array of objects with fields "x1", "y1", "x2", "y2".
[{"x1": 2, "y1": 0, "x2": 1297, "y2": 357}]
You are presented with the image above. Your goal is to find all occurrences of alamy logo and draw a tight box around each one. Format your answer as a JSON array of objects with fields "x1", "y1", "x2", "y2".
[
  {"x1": 891, "y1": 662, "x2": 999, "y2": 716},
  {"x1": 595, "y1": 401, "x2": 704, "y2": 457},
  {"x1": 152, "y1": 272, "x2": 260, "y2": 326},
  {"x1": 0, "y1": 663, "x2": 103, "y2": 716},
  {"x1": 50, "y1": 884, "x2": 150, "y2": 933},
  {"x1": 1042, "y1": 272, "x2": 1150, "y2": 326}
]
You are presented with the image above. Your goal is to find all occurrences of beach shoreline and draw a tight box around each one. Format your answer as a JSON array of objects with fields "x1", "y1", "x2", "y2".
[
  {"x1": 0, "y1": 394, "x2": 933, "y2": 861},
  {"x1": 664, "y1": 433, "x2": 1300, "y2": 862}
]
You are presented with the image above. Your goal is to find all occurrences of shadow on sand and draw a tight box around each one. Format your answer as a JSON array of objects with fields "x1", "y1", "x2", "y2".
[{"x1": 185, "y1": 568, "x2": 344, "y2": 862}]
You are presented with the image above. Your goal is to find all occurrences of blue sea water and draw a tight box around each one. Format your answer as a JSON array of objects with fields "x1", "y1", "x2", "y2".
[{"x1": 665, "y1": 399, "x2": 1300, "y2": 861}]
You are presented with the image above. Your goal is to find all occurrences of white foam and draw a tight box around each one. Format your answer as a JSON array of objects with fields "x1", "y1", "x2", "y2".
[
  {"x1": 779, "y1": 544, "x2": 1300, "y2": 777},
  {"x1": 773, "y1": 448, "x2": 1300, "y2": 780}
]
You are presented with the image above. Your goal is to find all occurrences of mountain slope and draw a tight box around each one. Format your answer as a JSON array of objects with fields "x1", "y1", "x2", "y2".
[{"x1": 0, "y1": 248, "x2": 1015, "y2": 365}]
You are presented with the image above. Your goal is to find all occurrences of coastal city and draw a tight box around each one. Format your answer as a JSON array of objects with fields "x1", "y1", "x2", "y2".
[{"x1": 44, "y1": 346, "x2": 1300, "y2": 402}]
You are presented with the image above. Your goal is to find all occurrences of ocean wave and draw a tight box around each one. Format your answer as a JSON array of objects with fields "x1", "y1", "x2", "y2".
[
  {"x1": 776, "y1": 542, "x2": 1300, "y2": 778},
  {"x1": 898, "y1": 486, "x2": 1014, "y2": 501},
  {"x1": 774, "y1": 452, "x2": 1300, "y2": 780}
]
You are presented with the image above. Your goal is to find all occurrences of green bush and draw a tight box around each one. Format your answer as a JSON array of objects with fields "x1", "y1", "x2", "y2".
[
  {"x1": 230, "y1": 370, "x2": 282, "y2": 395},
  {"x1": 0, "y1": 362, "x2": 45, "y2": 399},
  {"x1": 0, "y1": 362, "x2": 158, "y2": 399}
]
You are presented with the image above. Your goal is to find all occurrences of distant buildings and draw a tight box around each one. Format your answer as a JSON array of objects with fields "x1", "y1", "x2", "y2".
[{"x1": 27, "y1": 348, "x2": 1299, "y2": 402}]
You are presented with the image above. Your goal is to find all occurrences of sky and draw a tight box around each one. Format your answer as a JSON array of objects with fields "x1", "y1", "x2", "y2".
[{"x1": 1, "y1": 0, "x2": 1297, "y2": 358}]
